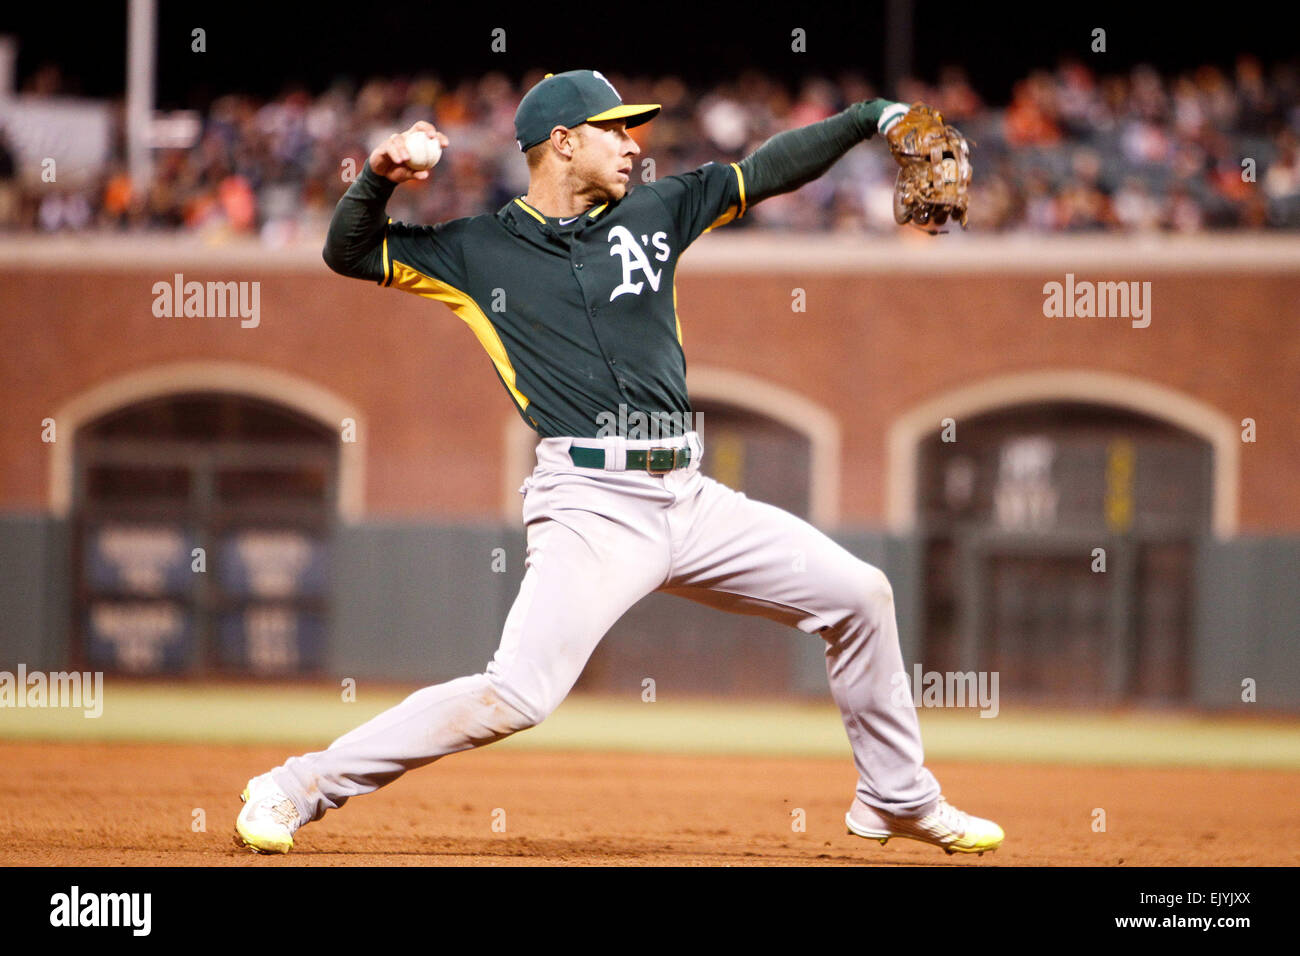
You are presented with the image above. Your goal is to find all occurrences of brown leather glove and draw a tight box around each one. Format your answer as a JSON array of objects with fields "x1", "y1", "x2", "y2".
[{"x1": 885, "y1": 104, "x2": 972, "y2": 230}]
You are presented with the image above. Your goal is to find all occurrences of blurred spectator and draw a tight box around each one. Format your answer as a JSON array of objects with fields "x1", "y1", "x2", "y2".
[
  {"x1": 1055, "y1": 149, "x2": 1115, "y2": 231},
  {"x1": 789, "y1": 78, "x2": 838, "y2": 127},
  {"x1": 37, "y1": 191, "x2": 91, "y2": 231},
  {"x1": 1022, "y1": 169, "x2": 1056, "y2": 231},
  {"x1": 0, "y1": 128, "x2": 17, "y2": 229},
  {"x1": 1054, "y1": 60, "x2": 1100, "y2": 136},
  {"x1": 1195, "y1": 65, "x2": 1238, "y2": 130},
  {"x1": 1129, "y1": 65, "x2": 1169, "y2": 122},
  {"x1": 1171, "y1": 75, "x2": 1206, "y2": 140},
  {"x1": 1264, "y1": 128, "x2": 1300, "y2": 227},
  {"x1": 1264, "y1": 129, "x2": 1300, "y2": 199},
  {"x1": 935, "y1": 66, "x2": 982, "y2": 123},
  {"x1": 972, "y1": 164, "x2": 1021, "y2": 231},
  {"x1": 1235, "y1": 55, "x2": 1277, "y2": 135},
  {"x1": 1163, "y1": 185, "x2": 1204, "y2": 232},
  {"x1": 1004, "y1": 72, "x2": 1062, "y2": 147},
  {"x1": 100, "y1": 164, "x2": 135, "y2": 228},
  {"x1": 698, "y1": 88, "x2": 750, "y2": 151},
  {"x1": 1113, "y1": 177, "x2": 1162, "y2": 232},
  {"x1": 1122, "y1": 117, "x2": 1171, "y2": 165}
]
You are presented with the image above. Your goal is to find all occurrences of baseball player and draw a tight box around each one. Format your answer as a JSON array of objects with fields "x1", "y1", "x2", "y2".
[{"x1": 235, "y1": 70, "x2": 999, "y2": 857}]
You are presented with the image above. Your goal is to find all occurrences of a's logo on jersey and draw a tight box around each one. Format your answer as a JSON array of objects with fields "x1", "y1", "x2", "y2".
[{"x1": 607, "y1": 225, "x2": 669, "y2": 300}]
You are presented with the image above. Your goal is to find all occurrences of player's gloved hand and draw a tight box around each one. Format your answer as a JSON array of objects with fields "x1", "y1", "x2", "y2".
[
  {"x1": 368, "y1": 121, "x2": 451, "y2": 183},
  {"x1": 885, "y1": 104, "x2": 972, "y2": 232}
]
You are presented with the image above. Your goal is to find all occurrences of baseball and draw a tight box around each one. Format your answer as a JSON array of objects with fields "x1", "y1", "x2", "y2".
[{"x1": 403, "y1": 130, "x2": 442, "y2": 171}]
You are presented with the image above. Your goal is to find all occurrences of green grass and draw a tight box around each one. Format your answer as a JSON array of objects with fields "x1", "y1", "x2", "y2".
[{"x1": 2, "y1": 683, "x2": 1299, "y2": 769}]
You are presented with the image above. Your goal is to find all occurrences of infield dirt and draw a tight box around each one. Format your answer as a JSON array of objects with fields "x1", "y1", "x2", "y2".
[{"x1": 4, "y1": 742, "x2": 1294, "y2": 866}]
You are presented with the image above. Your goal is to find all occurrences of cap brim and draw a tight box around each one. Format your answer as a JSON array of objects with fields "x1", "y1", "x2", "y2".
[{"x1": 585, "y1": 103, "x2": 661, "y2": 128}]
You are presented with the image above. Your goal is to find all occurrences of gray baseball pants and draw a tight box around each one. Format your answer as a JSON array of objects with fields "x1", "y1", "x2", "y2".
[{"x1": 272, "y1": 432, "x2": 941, "y2": 825}]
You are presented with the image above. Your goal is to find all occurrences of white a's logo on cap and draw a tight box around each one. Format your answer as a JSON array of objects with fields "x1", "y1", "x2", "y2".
[{"x1": 592, "y1": 70, "x2": 620, "y2": 99}]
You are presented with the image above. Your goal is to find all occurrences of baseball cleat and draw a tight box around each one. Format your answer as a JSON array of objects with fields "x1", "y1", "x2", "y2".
[
  {"x1": 234, "y1": 773, "x2": 301, "y2": 855},
  {"x1": 845, "y1": 796, "x2": 1004, "y2": 856}
]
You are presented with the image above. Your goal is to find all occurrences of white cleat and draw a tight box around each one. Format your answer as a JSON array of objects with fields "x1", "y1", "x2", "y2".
[
  {"x1": 846, "y1": 796, "x2": 1004, "y2": 856},
  {"x1": 234, "y1": 773, "x2": 301, "y2": 855}
]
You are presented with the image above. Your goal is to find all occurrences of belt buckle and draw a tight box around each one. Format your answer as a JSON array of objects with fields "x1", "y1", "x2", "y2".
[{"x1": 645, "y1": 447, "x2": 677, "y2": 475}]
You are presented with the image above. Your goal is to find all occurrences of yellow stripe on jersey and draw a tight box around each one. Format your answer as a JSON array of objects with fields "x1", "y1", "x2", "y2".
[
  {"x1": 703, "y1": 164, "x2": 748, "y2": 233},
  {"x1": 389, "y1": 260, "x2": 531, "y2": 412},
  {"x1": 514, "y1": 197, "x2": 606, "y2": 222},
  {"x1": 732, "y1": 162, "x2": 747, "y2": 217},
  {"x1": 382, "y1": 218, "x2": 392, "y2": 284},
  {"x1": 512, "y1": 198, "x2": 547, "y2": 223},
  {"x1": 673, "y1": 280, "x2": 682, "y2": 345},
  {"x1": 704, "y1": 205, "x2": 739, "y2": 233}
]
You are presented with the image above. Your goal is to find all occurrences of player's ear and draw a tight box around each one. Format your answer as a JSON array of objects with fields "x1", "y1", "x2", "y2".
[{"x1": 551, "y1": 126, "x2": 576, "y2": 160}]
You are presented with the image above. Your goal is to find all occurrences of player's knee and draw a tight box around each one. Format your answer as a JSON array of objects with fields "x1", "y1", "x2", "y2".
[
  {"x1": 856, "y1": 564, "x2": 895, "y2": 616},
  {"x1": 482, "y1": 676, "x2": 554, "y2": 733}
]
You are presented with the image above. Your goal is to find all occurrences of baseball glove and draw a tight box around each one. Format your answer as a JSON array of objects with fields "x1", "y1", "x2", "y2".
[{"x1": 885, "y1": 104, "x2": 972, "y2": 231}]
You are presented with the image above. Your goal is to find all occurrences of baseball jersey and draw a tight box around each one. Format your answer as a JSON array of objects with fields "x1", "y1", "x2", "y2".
[{"x1": 376, "y1": 162, "x2": 746, "y2": 438}]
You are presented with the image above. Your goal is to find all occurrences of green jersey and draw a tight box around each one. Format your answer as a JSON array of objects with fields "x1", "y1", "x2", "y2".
[
  {"x1": 377, "y1": 161, "x2": 745, "y2": 437},
  {"x1": 323, "y1": 99, "x2": 895, "y2": 437}
]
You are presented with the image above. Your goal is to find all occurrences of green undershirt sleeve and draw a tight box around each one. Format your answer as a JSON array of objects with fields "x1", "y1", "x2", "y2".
[
  {"x1": 737, "y1": 98, "x2": 902, "y2": 206},
  {"x1": 322, "y1": 162, "x2": 398, "y2": 283}
]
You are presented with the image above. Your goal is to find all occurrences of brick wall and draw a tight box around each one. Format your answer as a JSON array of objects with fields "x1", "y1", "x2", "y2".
[{"x1": 2, "y1": 235, "x2": 1296, "y2": 532}]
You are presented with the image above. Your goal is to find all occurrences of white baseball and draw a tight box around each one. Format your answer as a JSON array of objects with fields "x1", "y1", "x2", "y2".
[{"x1": 403, "y1": 131, "x2": 442, "y2": 171}]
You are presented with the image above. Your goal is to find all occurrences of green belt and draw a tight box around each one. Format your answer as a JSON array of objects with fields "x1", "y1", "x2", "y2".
[{"x1": 569, "y1": 445, "x2": 693, "y2": 474}]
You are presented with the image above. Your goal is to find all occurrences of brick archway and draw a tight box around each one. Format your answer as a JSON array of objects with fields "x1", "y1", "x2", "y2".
[
  {"x1": 887, "y1": 369, "x2": 1240, "y2": 538},
  {"x1": 48, "y1": 361, "x2": 365, "y2": 522}
]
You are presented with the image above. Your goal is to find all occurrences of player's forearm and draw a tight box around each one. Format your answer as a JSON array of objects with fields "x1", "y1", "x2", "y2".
[
  {"x1": 322, "y1": 162, "x2": 398, "y2": 281},
  {"x1": 737, "y1": 98, "x2": 907, "y2": 204}
]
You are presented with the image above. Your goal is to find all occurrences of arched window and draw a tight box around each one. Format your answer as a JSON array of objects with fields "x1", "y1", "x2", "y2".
[
  {"x1": 916, "y1": 401, "x2": 1213, "y2": 703},
  {"x1": 74, "y1": 393, "x2": 338, "y2": 676}
]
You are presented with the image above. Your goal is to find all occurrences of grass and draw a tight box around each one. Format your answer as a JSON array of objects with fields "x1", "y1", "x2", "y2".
[{"x1": 3, "y1": 682, "x2": 1299, "y2": 769}]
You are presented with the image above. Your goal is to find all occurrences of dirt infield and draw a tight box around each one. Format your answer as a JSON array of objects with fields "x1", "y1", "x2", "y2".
[{"x1": 3, "y1": 742, "x2": 1296, "y2": 866}]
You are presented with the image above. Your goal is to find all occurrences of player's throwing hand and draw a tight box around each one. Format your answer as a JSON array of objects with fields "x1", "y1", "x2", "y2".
[{"x1": 369, "y1": 121, "x2": 450, "y2": 183}]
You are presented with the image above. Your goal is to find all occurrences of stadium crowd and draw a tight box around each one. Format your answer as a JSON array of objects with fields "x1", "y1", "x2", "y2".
[{"x1": 2, "y1": 56, "x2": 1299, "y2": 240}]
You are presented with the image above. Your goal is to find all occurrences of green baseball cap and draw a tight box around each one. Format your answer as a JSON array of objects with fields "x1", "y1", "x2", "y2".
[{"x1": 514, "y1": 70, "x2": 660, "y2": 152}]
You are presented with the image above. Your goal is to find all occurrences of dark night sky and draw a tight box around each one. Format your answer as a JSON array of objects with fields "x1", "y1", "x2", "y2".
[{"x1": 3, "y1": 1, "x2": 1294, "y2": 108}]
